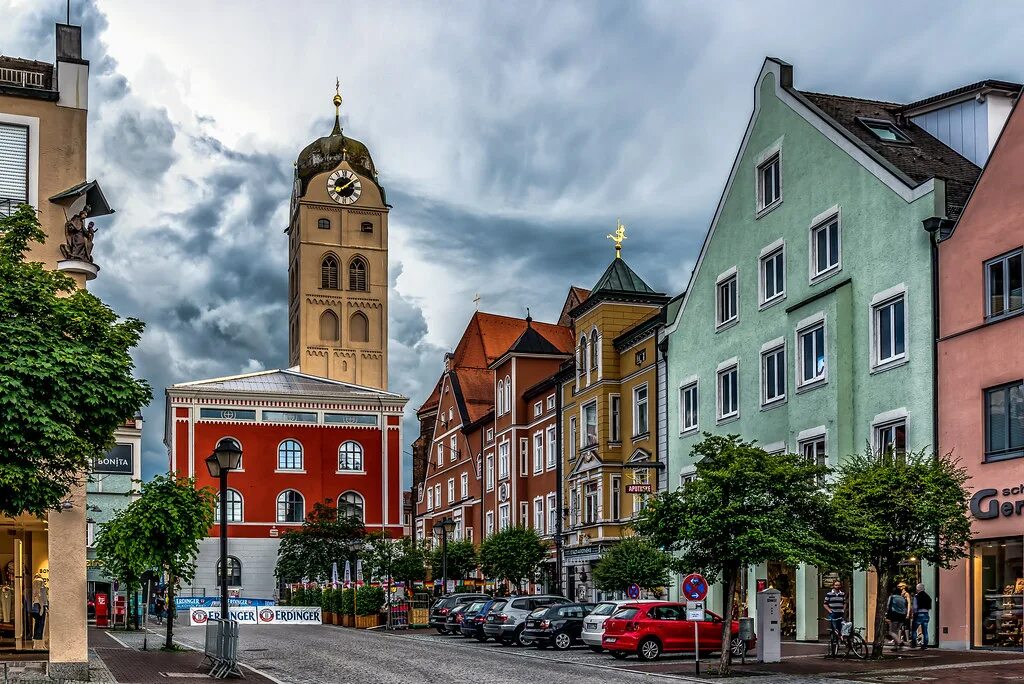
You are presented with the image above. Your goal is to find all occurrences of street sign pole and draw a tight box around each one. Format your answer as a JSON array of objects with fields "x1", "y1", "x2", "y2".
[
  {"x1": 694, "y1": 620, "x2": 699, "y2": 676},
  {"x1": 681, "y1": 573, "x2": 709, "y2": 677}
]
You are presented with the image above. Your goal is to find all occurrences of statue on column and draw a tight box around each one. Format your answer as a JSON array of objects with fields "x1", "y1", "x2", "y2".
[{"x1": 60, "y1": 204, "x2": 96, "y2": 263}]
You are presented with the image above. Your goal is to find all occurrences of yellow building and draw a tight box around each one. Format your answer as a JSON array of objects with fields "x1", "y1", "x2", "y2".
[
  {"x1": 560, "y1": 232, "x2": 670, "y2": 601},
  {"x1": 1, "y1": 21, "x2": 113, "y2": 679},
  {"x1": 287, "y1": 86, "x2": 390, "y2": 390}
]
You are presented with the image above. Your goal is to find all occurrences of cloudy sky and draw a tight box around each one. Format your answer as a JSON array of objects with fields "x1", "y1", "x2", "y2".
[{"x1": 3, "y1": 0, "x2": 1022, "y2": 481}]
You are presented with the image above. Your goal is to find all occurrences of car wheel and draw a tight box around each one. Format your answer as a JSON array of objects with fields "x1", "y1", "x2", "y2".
[
  {"x1": 589, "y1": 645, "x2": 603, "y2": 653},
  {"x1": 611, "y1": 651, "x2": 628, "y2": 660},
  {"x1": 515, "y1": 627, "x2": 533, "y2": 647},
  {"x1": 730, "y1": 636, "x2": 747, "y2": 657},
  {"x1": 553, "y1": 632, "x2": 572, "y2": 651},
  {"x1": 637, "y1": 637, "x2": 661, "y2": 662},
  {"x1": 435, "y1": 627, "x2": 448, "y2": 635}
]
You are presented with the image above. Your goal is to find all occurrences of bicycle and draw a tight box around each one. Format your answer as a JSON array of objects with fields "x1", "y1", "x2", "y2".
[{"x1": 821, "y1": 617, "x2": 867, "y2": 659}]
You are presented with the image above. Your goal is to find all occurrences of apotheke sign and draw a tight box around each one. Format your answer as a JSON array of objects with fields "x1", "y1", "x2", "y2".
[
  {"x1": 970, "y1": 486, "x2": 1024, "y2": 520},
  {"x1": 92, "y1": 444, "x2": 133, "y2": 475}
]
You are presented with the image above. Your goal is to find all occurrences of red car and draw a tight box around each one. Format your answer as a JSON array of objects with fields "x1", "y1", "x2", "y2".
[{"x1": 601, "y1": 602, "x2": 755, "y2": 661}]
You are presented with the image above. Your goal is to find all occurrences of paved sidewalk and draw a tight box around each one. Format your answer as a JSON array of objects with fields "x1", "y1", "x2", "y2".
[
  {"x1": 0, "y1": 652, "x2": 114, "y2": 683},
  {"x1": 89, "y1": 627, "x2": 275, "y2": 683}
]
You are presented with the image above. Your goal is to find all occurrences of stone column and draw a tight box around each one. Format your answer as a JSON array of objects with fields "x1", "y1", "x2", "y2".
[
  {"x1": 46, "y1": 481, "x2": 89, "y2": 680},
  {"x1": 795, "y1": 563, "x2": 818, "y2": 641}
]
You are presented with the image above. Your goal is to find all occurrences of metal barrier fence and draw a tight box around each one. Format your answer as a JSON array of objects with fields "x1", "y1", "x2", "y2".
[{"x1": 203, "y1": 618, "x2": 243, "y2": 679}]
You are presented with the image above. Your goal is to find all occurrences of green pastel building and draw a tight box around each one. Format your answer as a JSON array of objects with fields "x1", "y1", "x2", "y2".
[{"x1": 660, "y1": 59, "x2": 985, "y2": 643}]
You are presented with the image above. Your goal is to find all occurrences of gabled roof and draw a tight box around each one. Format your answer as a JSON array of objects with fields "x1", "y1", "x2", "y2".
[
  {"x1": 450, "y1": 311, "x2": 572, "y2": 369},
  {"x1": 507, "y1": 320, "x2": 568, "y2": 356},
  {"x1": 169, "y1": 368, "x2": 405, "y2": 400},
  {"x1": 558, "y1": 286, "x2": 591, "y2": 326}
]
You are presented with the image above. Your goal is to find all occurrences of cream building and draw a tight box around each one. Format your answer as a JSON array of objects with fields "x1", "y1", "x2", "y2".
[
  {"x1": 1, "y1": 21, "x2": 112, "y2": 680},
  {"x1": 287, "y1": 88, "x2": 389, "y2": 390}
]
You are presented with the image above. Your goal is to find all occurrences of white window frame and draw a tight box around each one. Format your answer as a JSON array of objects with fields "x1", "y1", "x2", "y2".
[
  {"x1": 547, "y1": 395, "x2": 556, "y2": 410},
  {"x1": 519, "y1": 437, "x2": 529, "y2": 476},
  {"x1": 533, "y1": 497, "x2": 544, "y2": 532},
  {"x1": 797, "y1": 426, "x2": 828, "y2": 471},
  {"x1": 872, "y1": 409, "x2": 909, "y2": 456},
  {"x1": 547, "y1": 493, "x2": 557, "y2": 535},
  {"x1": 633, "y1": 383, "x2": 649, "y2": 437},
  {"x1": 496, "y1": 380, "x2": 504, "y2": 415},
  {"x1": 427, "y1": 486, "x2": 434, "y2": 510},
  {"x1": 485, "y1": 453, "x2": 494, "y2": 491},
  {"x1": 582, "y1": 400, "x2": 598, "y2": 448},
  {"x1": 568, "y1": 416, "x2": 577, "y2": 460},
  {"x1": 485, "y1": 511, "x2": 494, "y2": 536},
  {"x1": 760, "y1": 339, "x2": 786, "y2": 407},
  {"x1": 519, "y1": 501, "x2": 528, "y2": 526},
  {"x1": 583, "y1": 481, "x2": 599, "y2": 525},
  {"x1": 809, "y1": 207, "x2": 842, "y2": 282},
  {"x1": 796, "y1": 314, "x2": 827, "y2": 389},
  {"x1": 486, "y1": 428, "x2": 494, "y2": 443},
  {"x1": 449, "y1": 434, "x2": 458, "y2": 461},
  {"x1": 985, "y1": 248, "x2": 1024, "y2": 320},
  {"x1": 447, "y1": 478, "x2": 455, "y2": 503},
  {"x1": 717, "y1": 359, "x2": 739, "y2": 421},
  {"x1": 759, "y1": 239, "x2": 786, "y2": 307},
  {"x1": 498, "y1": 503, "x2": 510, "y2": 531},
  {"x1": 610, "y1": 475, "x2": 621, "y2": 520},
  {"x1": 716, "y1": 267, "x2": 739, "y2": 329},
  {"x1": 546, "y1": 426, "x2": 557, "y2": 469},
  {"x1": 680, "y1": 379, "x2": 699, "y2": 434},
  {"x1": 533, "y1": 431, "x2": 544, "y2": 474},
  {"x1": 0, "y1": 114, "x2": 40, "y2": 212},
  {"x1": 434, "y1": 484, "x2": 441, "y2": 510},
  {"x1": 460, "y1": 472, "x2": 468, "y2": 499},
  {"x1": 498, "y1": 440, "x2": 510, "y2": 480},
  {"x1": 534, "y1": 401, "x2": 542, "y2": 417},
  {"x1": 756, "y1": 144, "x2": 782, "y2": 215},
  {"x1": 870, "y1": 285, "x2": 908, "y2": 371}
]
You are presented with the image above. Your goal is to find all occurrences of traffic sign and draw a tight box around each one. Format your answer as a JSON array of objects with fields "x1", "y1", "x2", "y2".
[
  {"x1": 682, "y1": 573, "x2": 708, "y2": 601},
  {"x1": 626, "y1": 583, "x2": 641, "y2": 599}
]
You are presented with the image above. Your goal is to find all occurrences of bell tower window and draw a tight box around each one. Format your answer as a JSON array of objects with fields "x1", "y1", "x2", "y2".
[
  {"x1": 321, "y1": 254, "x2": 339, "y2": 289},
  {"x1": 349, "y1": 257, "x2": 368, "y2": 291}
]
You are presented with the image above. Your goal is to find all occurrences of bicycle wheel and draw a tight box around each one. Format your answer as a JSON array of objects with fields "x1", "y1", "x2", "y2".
[
  {"x1": 828, "y1": 632, "x2": 839, "y2": 658},
  {"x1": 847, "y1": 633, "x2": 868, "y2": 660}
]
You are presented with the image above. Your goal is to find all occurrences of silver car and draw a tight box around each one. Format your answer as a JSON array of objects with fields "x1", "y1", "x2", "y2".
[
  {"x1": 481, "y1": 595, "x2": 569, "y2": 646},
  {"x1": 581, "y1": 599, "x2": 666, "y2": 652}
]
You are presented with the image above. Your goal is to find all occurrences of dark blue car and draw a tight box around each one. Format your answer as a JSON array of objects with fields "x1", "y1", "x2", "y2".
[{"x1": 459, "y1": 598, "x2": 507, "y2": 641}]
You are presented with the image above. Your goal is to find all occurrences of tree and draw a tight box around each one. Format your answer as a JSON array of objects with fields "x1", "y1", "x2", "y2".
[
  {"x1": 124, "y1": 474, "x2": 215, "y2": 649},
  {"x1": 592, "y1": 536, "x2": 671, "y2": 593},
  {"x1": 93, "y1": 510, "x2": 149, "y2": 630},
  {"x1": 478, "y1": 527, "x2": 547, "y2": 591},
  {"x1": 831, "y1": 448, "x2": 971, "y2": 657},
  {"x1": 0, "y1": 204, "x2": 151, "y2": 517},
  {"x1": 634, "y1": 434, "x2": 836, "y2": 676},
  {"x1": 429, "y1": 539, "x2": 478, "y2": 583},
  {"x1": 274, "y1": 501, "x2": 365, "y2": 584},
  {"x1": 360, "y1": 534, "x2": 425, "y2": 586}
]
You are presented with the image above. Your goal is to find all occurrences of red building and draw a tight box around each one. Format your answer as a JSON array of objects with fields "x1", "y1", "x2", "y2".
[{"x1": 165, "y1": 368, "x2": 406, "y2": 599}]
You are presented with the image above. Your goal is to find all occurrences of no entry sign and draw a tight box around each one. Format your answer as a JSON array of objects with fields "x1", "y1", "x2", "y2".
[
  {"x1": 627, "y1": 583, "x2": 641, "y2": 599},
  {"x1": 682, "y1": 573, "x2": 708, "y2": 601}
]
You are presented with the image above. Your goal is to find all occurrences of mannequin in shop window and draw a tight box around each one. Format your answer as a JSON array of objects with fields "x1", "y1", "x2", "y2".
[
  {"x1": 31, "y1": 573, "x2": 47, "y2": 642},
  {"x1": 0, "y1": 582, "x2": 12, "y2": 624}
]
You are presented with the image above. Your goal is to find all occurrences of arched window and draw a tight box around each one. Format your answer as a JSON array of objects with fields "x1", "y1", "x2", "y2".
[
  {"x1": 277, "y1": 439, "x2": 303, "y2": 470},
  {"x1": 276, "y1": 490, "x2": 304, "y2": 523},
  {"x1": 496, "y1": 380, "x2": 504, "y2": 415},
  {"x1": 579, "y1": 336, "x2": 588, "y2": 375},
  {"x1": 318, "y1": 218, "x2": 331, "y2": 230},
  {"x1": 338, "y1": 441, "x2": 363, "y2": 471},
  {"x1": 215, "y1": 489, "x2": 243, "y2": 523},
  {"x1": 504, "y1": 375, "x2": 511, "y2": 414},
  {"x1": 338, "y1": 491, "x2": 364, "y2": 521},
  {"x1": 349, "y1": 257, "x2": 367, "y2": 291},
  {"x1": 590, "y1": 329, "x2": 599, "y2": 370},
  {"x1": 319, "y1": 310, "x2": 340, "y2": 342},
  {"x1": 321, "y1": 254, "x2": 339, "y2": 289},
  {"x1": 350, "y1": 311, "x2": 369, "y2": 343},
  {"x1": 217, "y1": 556, "x2": 242, "y2": 587}
]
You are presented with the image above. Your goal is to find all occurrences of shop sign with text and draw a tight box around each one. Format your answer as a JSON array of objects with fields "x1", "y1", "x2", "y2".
[{"x1": 970, "y1": 486, "x2": 1024, "y2": 520}]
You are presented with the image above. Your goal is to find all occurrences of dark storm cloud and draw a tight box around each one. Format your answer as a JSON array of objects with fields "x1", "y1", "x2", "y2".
[{"x1": 101, "y1": 108, "x2": 177, "y2": 180}]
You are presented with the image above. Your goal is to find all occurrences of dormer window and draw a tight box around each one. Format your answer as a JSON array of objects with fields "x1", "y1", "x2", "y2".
[{"x1": 859, "y1": 118, "x2": 910, "y2": 143}]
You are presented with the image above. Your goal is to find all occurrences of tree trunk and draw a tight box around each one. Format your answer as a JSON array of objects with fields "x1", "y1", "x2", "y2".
[
  {"x1": 165, "y1": 576, "x2": 175, "y2": 650},
  {"x1": 718, "y1": 561, "x2": 740, "y2": 676},
  {"x1": 871, "y1": 566, "x2": 891, "y2": 658}
]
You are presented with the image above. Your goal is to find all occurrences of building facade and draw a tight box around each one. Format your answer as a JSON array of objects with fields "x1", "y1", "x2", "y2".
[
  {"x1": 165, "y1": 370, "x2": 406, "y2": 599},
  {"x1": 1, "y1": 21, "x2": 114, "y2": 678},
  {"x1": 937, "y1": 95, "x2": 1024, "y2": 651},
  {"x1": 660, "y1": 59, "x2": 985, "y2": 642},
  {"x1": 287, "y1": 90, "x2": 389, "y2": 390}
]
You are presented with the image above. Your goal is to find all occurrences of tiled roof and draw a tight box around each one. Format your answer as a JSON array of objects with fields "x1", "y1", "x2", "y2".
[
  {"x1": 454, "y1": 367, "x2": 495, "y2": 424},
  {"x1": 798, "y1": 91, "x2": 982, "y2": 218},
  {"x1": 451, "y1": 311, "x2": 572, "y2": 368},
  {"x1": 416, "y1": 377, "x2": 443, "y2": 415},
  {"x1": 170, "y1": 368, "x2": 404, "y2": 399},
  {"x1": 902, "y1": 79, "x2": 1021, "y2": 113},
  {"x1": 590, "y1": 257, "x2": 657, "y2": 295},
  {"x1": 507, "y1": 321, "x2": 568, "y2": 356}
]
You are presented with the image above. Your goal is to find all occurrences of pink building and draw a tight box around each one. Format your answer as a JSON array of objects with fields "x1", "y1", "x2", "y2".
[{"x1": 937, "y1": 94, "x2": 1024, "y2": 651}]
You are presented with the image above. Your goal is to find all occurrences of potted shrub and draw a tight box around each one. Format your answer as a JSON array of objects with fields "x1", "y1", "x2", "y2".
[
  {"x1": 340, "y1": 588, "x2": 355, "y2": 627},
  {"x1": 321, "y1": 588, "x2": 334, "y2": 624},
  {"x1": 355, "y1": 586, "x2": 384, "y2": 629}
]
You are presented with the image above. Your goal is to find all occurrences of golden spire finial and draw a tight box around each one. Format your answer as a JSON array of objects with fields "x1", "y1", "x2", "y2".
[
  {"x1": 331, "y1": 78, "x2": 343, "y2": 136},
  {"x1": 607, "y1": 219, "x2": 627, "y2": 258}
]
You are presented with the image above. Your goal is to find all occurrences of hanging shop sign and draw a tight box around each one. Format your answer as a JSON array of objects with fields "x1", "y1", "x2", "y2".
[
  {"x1": 626, "y1": 484, "x2": 652, "y2": 493},
  {"x1": 92, "y1": 444, "x2": 133, "y2": 474},
  {"x1": 970, "y1": 487, "x2": 1024, "y2": 520}
]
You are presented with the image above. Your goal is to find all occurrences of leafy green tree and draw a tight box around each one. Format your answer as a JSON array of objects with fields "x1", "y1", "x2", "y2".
[
  {"x1": 634, "y1": 434, "x2": 835, "y2": 675},
  {"x1": 478, "y1": 527, "x2": 547, "y2": 591},
  {"x1": 360, "y1": 533, "x2": 426, "y2": 586},
  {"x1": 0, "y1": 204, "x2": 151, "y2": 517},
  {"x1": 430, "y1": 539, "x2": 478, "y2": 584},
  {"x1": 125, "y1": 474, "x2": 215, "y2": 649},
  {"x1": 94, "y1": 510, "x2": 150, "y2": 630},
  {"x1": 831, "y1": 448, "x2": 971, "y2": 657},
  {"x1": 592, "y1": 536, "x2": 671, "y2": 593},
  {"x1": 274, "y1": 501, "x2": 365, "y2": 584}
]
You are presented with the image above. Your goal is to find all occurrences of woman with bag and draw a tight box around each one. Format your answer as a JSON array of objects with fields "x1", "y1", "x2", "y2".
[{"x1": 886, "y1": 585, "x2": 910, "y2": 650}]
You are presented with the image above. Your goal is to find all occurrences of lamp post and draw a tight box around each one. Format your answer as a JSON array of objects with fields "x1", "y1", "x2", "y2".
[
  {"x1": 205, "y1": 437, "x2": 243, "y2": 620},
  {"x1": 437, "y1": 517, "x2": 456, "y2": 595}
]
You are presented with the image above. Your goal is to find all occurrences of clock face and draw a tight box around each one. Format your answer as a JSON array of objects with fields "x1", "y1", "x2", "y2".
[{"x1": 327, "y1": 169, "x2": 362, "y2": 205}]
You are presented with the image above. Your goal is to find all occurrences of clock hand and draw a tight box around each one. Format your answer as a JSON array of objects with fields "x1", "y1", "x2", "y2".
[{"x1": 337, "y1": 177, "x2": 357, "y2": 191}]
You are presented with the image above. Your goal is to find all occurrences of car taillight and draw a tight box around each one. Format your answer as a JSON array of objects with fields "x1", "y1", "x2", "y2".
[
  {"x1": 498, "y1": 613, "x2": 509, "y2": 623},
  {"x1": 439, "y1": 608, "x2": 450, "y2": 616},
  {"x1": 540, "y1": 620, "x2": 550, "y2": 629},
  {"x1": 474, "y1": 615, "x2": 485, "y2": 624}
]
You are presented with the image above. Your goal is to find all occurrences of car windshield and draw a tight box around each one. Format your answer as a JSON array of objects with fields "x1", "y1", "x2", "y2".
[
  {"x1": 611, "y1": 607, "x2": 639, "y2": 620},
  {"x1": 488, "y1": 600, "x2": 507, "y2": 613},
  {"x1": 590, "y1": 602, "x2": 625, "y2": 616},
  {"x1": 433, "y1": 598, "x2": 454, "y2": 610},
  {"x1": 527, "y1": 607, "x2": 550, "y2": 618},
  {"x1": 465, "y1": 601, "x2": 485, "y2": 613}
]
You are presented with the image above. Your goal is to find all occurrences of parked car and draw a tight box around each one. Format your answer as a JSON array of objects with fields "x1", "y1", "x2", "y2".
[
  {"x1": 601, "y1": 602, "x2": 755, "y2": 661},
  {"x1": 459, "y1": 598, "x2": 506, "y2": 641},
  {"x1": 444, "y1": 603, "x2": 473, "y2": 635},
  {"x1": 482, "y1": 594, "x2": 570, "y2": 646},
  {"x1": 429, "y1": 593, "x2": 490, "y2": 634},
  {"x1": 522, "y1": 602, "x2": 597, "y2": 650},
  {"x1": 581, "y1": 600, "x2": 665, "y2": 652}
]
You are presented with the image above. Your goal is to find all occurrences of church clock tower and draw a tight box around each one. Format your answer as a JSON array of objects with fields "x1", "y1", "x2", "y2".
[{"x1": 288, "y1": 86, "x2": 389, "y2": 389}]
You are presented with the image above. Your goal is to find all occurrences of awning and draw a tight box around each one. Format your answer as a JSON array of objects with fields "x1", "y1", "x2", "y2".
[{"x1": 48, "y1": 180, "x2": 114, "y2": 217}]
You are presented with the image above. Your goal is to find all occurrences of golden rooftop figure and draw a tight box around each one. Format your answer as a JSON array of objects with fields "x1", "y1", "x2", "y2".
[{"x1": 607, "y1": 219, "x2": 627, "y2": 258}]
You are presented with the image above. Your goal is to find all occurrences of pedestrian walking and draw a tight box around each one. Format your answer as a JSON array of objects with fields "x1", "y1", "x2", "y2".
[
  {"x1": 910, "y1": 583, "x2": 932, "y2": 649},
  {"x1": 154, "y1": 593, "x2": 165, "y2": 624},
  {"x1": 886, "y1": 585, "x2": 910, "y2": 650}
]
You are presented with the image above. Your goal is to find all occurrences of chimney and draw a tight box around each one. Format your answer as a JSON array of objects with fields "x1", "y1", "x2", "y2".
[{"x1": 55, "y1": 23, "x2": 89, "y2": 110}]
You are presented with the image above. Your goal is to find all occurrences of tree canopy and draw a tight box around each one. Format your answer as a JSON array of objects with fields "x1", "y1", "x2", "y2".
[
  {"x1": 634, "y1": 434, "x2": 835, "y2": 674},
  {"x1": 832, "y1": 448, "x2": 971, "y2": 656},
  {"x1": 478, "y1": 526, "x2": 547, "y2": 590},
  {"x1": 93, "y1": 510, "x2": 150, "y2": 629},
  {"x1": 0, "y1": 205, "x2": 151, "y2": 517},
  {"x1": 360, "y1": 533, "x2": 426, "y2": 586},
  {"x1": 592, "y1": 536, "x2": 671, "y2": 593},
  {"x1": 429, "y1": 539, "x2": 478, "y2": 583},
  {"x1": 275, "y1": 501, "x2": 365, "y2": 584}
]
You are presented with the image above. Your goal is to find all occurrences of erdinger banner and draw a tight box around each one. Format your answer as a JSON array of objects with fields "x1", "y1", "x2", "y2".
[{"x1": 189, "y1": 606, "x2": 322, "y2": 626}]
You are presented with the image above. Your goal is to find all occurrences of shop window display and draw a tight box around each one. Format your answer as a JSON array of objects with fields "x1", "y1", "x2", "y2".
[
  {"x1": 767, "y1": 561, "x2": 797, "y2": 638},
  {"x1": 974, "y1": 538, "x2": 1023, "y2": 649}
]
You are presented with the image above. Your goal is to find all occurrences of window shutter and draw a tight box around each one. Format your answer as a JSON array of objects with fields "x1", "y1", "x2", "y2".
[{"x1": 0, "y1": 123, "x2": 29, "y2": 214}]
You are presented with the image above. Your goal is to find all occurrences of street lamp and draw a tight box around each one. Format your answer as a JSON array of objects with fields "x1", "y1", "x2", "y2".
[
  {"x1": 205, "y1": 437, "x2": 243, "y2": 619},
  {"x1": 437, "y1": 517, "x2": 456, "y2": 596}
]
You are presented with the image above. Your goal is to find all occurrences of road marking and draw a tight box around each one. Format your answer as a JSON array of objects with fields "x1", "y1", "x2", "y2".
[
  {"x1": 103, "y1": 631, "x2": 131, "y2": 648},
  {"x1": 171, "y1": 632, "x2": 288, "y2": 684}
]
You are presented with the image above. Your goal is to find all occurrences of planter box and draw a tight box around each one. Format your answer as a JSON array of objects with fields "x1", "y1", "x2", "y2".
[
  {"x1": 355, "y1": 614, "x2": 379, "y2": 629},
  {"x1": 323, "y1": 611, "x2": 334, "y2": 624},
  {"x1": 342, "y1": 614, "x2": 354, "y2": 627}
]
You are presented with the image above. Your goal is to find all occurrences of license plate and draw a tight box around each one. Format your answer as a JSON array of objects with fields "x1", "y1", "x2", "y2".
[
  {"x1": 527, "y1": 621, "x2": 536, "y2": 627},
  {"x1": 486, "y1": 616, "x2": 494, "y2": 622},
  {"x1": 586, "y1": 622, "x2": 597, "y2": 629}
]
